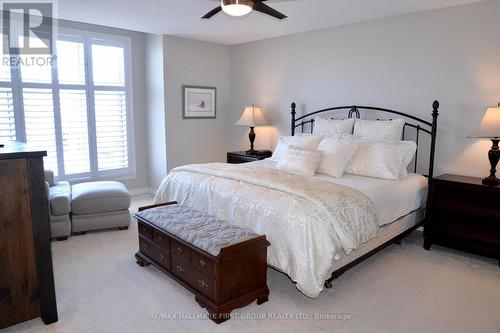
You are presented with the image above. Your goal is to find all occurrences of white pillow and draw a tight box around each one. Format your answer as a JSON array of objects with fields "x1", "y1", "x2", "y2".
[
  {"x1": 313, "y1": 117, "x2": 355, "y2": 136},
  {"x1": 344, "y1": 136, "x2": 417, "y2": 180},
  {"x1": 276, "y1": 146, "x2": 323, "y2": 177},
  {"x1": 353, "y1": 119, "x2": 405, "y2": 141},
  {"x1": 316, "y1": 137, "x2": 359, "y2": 178},
  {"x1": 343, "y1": 134, "x2": 416, "y2": 177},
  {"x1": 271, "y1": 134, "x2": 323, "y2": 161}
]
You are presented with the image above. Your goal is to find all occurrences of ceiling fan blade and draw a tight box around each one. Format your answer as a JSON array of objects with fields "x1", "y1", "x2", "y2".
[
  {"x1": 202, "y1": 6, "x2": 222, "y2": 19},
  {"x1": 252, "y1": 2, "x2": 287, "y2": 20}
]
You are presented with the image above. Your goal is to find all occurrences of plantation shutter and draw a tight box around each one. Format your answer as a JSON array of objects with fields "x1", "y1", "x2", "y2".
[
  {"x1": 22, "y1": 87, "x2": 59, "y2": 174},
  {"x1": 94, "y1": 91, "x2": 128, "y2": 171},
  {"x1": 92, "y1": 43, "x2": 129, "y2": 172},
  {"x1": 59, "y1": 89, "x2": 90, "y2": 175}
]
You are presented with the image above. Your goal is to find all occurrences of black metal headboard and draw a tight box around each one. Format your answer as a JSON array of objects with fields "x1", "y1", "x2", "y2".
[{"x1": 291, "y1": 101, "x2": 440, "y2": 181}]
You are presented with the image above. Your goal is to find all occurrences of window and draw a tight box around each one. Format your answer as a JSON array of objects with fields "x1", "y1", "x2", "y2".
[{"x1": 1, "y1": 31, "x2": 134, "y2": 181}]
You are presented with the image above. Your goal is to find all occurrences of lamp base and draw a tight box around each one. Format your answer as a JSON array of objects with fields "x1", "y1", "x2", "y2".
[
  {"x1": 483, "y1": 139, "x2": 499, "y2": 187},
  {"x1": 245, "y1": 149, "x2": 256, "y2": 155},
  {"x1": 482, "y1": 176, "x2": 499, "y2": 186}
]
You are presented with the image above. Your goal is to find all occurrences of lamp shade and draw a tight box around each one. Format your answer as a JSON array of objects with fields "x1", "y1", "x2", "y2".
[
  {"x1": 470, "y1": 104, "x2": 500, "y2": 138},
  {"x1": 235, "y1": 105, "x2": 268, "y2": 127}
]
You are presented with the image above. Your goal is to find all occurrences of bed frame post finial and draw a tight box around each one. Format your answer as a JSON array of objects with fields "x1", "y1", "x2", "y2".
[
  {"x1": 429, "y1": 100, "x2": 440, "y2": 181},
  {"x1": 291, "y1": 102, "x2": 296, "y2": 136},
  {"x1": 432, "y1": 100, "x2": 440, "y2": 116}
]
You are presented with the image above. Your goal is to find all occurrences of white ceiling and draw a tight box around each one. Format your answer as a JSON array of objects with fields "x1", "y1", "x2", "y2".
[{"x1": 58, "y1": 0, "x2": 484, "y2": 45}]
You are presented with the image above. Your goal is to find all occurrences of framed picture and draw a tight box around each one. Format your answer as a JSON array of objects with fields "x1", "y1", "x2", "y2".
[{"x1": 182, "y1": 85, "x2": 217, "y2": 119}]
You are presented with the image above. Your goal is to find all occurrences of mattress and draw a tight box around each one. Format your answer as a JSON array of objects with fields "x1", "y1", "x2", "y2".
[
  {"x1": 251, "y1": 159, "x2": 428, "y2": 226},
  {"x1": 327, "y1": 207, "x2": 425, "y2": 275}
]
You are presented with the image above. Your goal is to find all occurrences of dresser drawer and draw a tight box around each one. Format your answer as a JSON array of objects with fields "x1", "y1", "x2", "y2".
[
  {"x1": 153, "y1": 230, "x2": 170, "y2": 252},
  {"x1": 171, "y1": 240, "x2": 192, "y2": 262},
  {"x1": 138, "y1": 222, "x2": 153, "y2": 239},
  {"x1": 191, "y1": 270, "x2": 216, "y2": 301},
  {"x1": 139, "y1": 236, "x2": 170, "y2": 269},
  {"x1": 192, "y1": 252, "x2": 215, "y2": 278},
  {"x1": 139, "y1": 236, "x2": 155, "y2": 258},
  {"x1": 171, "y1": 257, "x2": 193, "y2": 283}
]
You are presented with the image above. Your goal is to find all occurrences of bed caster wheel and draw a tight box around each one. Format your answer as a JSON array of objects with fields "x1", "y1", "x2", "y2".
[{"x1": 324, "y1": 280, "x2": 333, "y2": 289}]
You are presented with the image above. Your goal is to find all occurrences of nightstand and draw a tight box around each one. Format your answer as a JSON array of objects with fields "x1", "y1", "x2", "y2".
[
  {"x1": 227, "y1": 151, "x2": 272, "y2": 164},
  {"x1": 424, "y1": 174, "x2": 500, "y2": 265}
]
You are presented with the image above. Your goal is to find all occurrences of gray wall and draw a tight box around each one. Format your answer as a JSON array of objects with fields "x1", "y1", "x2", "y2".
[
  {"x1": 230, "y1": 0, "x2": 500, "y2": 178},
  {"x1": 145, "y1": 34, "x2": 167, "y2": 190},
  {"x1": 163, "y1": 36, "x2": 232, "y2": 172}
]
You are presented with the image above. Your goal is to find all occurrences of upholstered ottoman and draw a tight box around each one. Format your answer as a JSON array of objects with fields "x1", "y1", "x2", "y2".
[{"x1": 71, "y1": 181, "x2": 131, "y2": 234}]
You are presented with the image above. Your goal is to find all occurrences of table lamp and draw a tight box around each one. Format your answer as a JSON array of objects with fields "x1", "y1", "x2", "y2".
[
  {"x1": 235, "y1": 104, "x2": 268, "y2": 155},
  {"x1": 470, "y1": 103, "x2": 500, "y2": 186}
]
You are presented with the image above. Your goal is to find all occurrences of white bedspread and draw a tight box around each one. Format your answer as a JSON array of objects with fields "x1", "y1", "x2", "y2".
[
  {"x1": 255, "y1": 159, "x2": 429, "y2": 226},
  {"x1": 154, "y1": 163, "x2": 378, "y2": 298}
]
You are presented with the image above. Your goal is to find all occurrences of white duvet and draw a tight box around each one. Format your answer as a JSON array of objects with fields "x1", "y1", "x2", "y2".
[{"x1": 154, "y1": 162, "x2": 378, "y2": 298}]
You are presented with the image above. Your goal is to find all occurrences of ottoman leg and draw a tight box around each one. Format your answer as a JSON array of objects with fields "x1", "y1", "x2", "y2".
[
  {"x1": 118, "y1": 226, "x2": 129, "y2": 231},
  {"x1": 55, "y1": 236, "x2": 68, "y2": 241},
  {"x1": 73, "y1": 231, "x2": 86, "y2": 236}
]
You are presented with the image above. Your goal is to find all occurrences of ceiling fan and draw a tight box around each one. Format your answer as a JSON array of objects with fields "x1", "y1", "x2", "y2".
[{"x1": 202, "y1": 0, "x2": 287, "y2": 20}]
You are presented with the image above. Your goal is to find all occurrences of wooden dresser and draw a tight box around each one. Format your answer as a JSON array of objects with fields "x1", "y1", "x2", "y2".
[
  {"x1": 424, "y1": 174, "x2": 500, "y2": 265},
  {"x1": 0, "y1": 142, "x2": 58, "y2": 329}
]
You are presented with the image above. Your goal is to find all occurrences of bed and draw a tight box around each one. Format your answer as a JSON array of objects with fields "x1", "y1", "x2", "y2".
[{"x1": 154, "y1": 101, "x2": 440, "y2": 298}]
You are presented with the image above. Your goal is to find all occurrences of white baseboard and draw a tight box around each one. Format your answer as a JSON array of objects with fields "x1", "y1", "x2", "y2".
[{"x1": 129, "y1": 187, "x2": 156, "y2": 196}]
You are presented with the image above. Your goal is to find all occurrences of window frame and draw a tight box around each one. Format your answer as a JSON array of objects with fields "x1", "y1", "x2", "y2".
[{"x1": 1, "y1": 26, "x2": 136, "y2": 182}]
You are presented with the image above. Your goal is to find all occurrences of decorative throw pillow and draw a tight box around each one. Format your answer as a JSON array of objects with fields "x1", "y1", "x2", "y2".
[
  {"x1": 271, "y1": 134, "x2": 323, "y2": 161},
  {"x1": 316, "y1": 137, "x2": 360, "y2": 178},
  {"x1": 353, "y1": 119, "x2": 405, "y2": 141},
  {"x1": 343, "y1": 135, "x2": 417, "y2": 180},
  {"x1": 313, "y1": 117, "x2": 355, "y2": 136},
  {"x1": 276, "y1": 146, "x2": 323, "y2": 177},
  {"x1": 343, "y1": 134, "x2": 417, "y2": 177}
]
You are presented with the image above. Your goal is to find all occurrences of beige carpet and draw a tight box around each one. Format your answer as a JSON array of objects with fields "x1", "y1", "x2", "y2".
[{"x1": 6, "y1": 195, "x2": 500, "y2": 333}]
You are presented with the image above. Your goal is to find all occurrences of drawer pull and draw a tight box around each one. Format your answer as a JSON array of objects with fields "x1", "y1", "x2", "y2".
[
  {"x1": 199, "y1": 259, "x2": 206, "y2": 267},
  {"x1": 198, "y1": 279, "x2": 209, "y2": 288},
  {"x1": 177, "y1": 247, "x2": 184, "y2": 255},
  {"x1": 176, "y1": 265, "x2": 185, "y2": 273},
  {"x1": 142, "y1": 243, "x2": 148, "y2": 250},
  {"x1": 159, "y1": 254, "x2": 165, "y2": 261}
]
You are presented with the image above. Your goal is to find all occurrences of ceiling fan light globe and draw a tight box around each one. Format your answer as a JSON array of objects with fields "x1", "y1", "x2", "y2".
[{"x1": 221, "y1": 0, "x2": 253, "y2": 17}]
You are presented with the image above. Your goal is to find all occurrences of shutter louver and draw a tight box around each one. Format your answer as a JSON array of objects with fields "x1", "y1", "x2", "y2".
[{"x1": 0, "y1": 87, "x2": 16, "y2": 141}]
